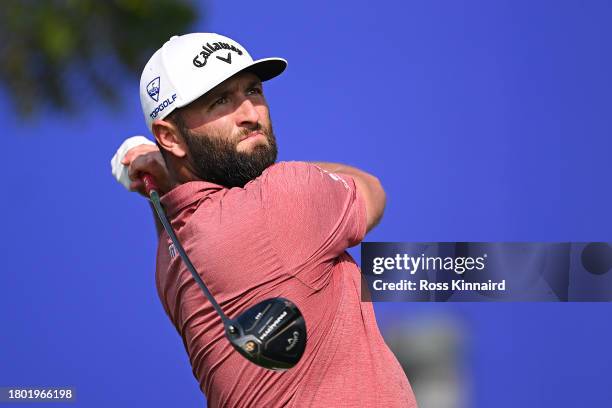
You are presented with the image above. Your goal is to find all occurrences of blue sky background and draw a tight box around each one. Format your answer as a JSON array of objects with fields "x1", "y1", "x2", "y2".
[{"x1": 1, "y1": 1, "x2": 611, "y2": 407}]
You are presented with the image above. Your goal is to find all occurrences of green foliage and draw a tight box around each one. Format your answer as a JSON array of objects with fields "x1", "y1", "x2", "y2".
[{"x1": 0, "y1": 0, "x2": 198, "y2": 115}]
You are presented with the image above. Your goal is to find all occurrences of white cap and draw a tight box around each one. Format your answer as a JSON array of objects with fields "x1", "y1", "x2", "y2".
[{"x1": 140, "y1": 33, "x2": 287, "y2": 131}]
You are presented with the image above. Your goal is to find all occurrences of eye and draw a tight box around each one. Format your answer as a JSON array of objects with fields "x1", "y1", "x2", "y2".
[
  {"x1": 211, "y1": 96, "x2": 228, "y2": 108},
  {"x1": 247, "y1": 86, "x2": 263, "y2": 96}
]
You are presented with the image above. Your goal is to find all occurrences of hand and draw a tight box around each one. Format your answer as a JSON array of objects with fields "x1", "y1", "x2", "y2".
[
  {"x1": 110, "y1": 136, "x2": 173, "y2": 197},
  {"x1": 122, "y1": 144, "x2": 173, "y2": 197}
]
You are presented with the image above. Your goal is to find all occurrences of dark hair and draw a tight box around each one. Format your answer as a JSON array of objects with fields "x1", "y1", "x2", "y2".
[{"x1": 166, "y1": 109, "x2": 187, "y2": 133}]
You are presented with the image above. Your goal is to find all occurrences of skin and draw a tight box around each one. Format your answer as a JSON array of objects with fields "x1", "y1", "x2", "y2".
[
  {"x1": 122, "y1": 71, "x2": 386, "y2": 233},
  {"x1": 123, "y1": 71, "x2": 269, "y2": 195},
  {"x1": 155, "y1": 71, "x2": 271, "y2": 186}
]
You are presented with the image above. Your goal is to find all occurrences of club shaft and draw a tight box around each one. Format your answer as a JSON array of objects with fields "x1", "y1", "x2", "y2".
[{"x1": 148, "y1": 189, "x2": 231, "y2": 326}]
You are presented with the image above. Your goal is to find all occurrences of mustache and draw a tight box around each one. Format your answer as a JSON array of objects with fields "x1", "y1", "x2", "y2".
[{"x1": 235, "y1": 122, "x2": 271, "y2": 139}]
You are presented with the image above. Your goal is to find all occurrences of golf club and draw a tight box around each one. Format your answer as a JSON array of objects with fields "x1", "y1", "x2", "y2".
[{"x1": 142, "y1": 174, "x2": 307, "y2": 370}]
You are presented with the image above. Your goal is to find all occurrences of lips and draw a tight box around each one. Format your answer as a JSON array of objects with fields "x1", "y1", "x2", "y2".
[{"x1": 241, "y1": 131, "x2": 264, "y2": 141}]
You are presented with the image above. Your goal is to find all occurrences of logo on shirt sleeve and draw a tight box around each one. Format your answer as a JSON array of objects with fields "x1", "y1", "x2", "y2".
[
  {"x1": 312, "y1": 164, "x2": 351, "y2": 190},
  {"x1": 168, "y1": 243, "x2": 177, "y2": 258},
  {"x1": 323, "y1": 169, "x2": 350, "y2": 190}
]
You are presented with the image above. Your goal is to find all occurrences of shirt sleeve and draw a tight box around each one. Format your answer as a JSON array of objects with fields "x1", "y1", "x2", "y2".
[{"x1": 258, "y1": 161, "x2": 367, "y2": 287}]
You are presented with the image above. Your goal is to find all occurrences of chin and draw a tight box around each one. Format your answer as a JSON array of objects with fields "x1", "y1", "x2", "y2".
[{"x1": 238, "y1": 141, "x2": 268, "y2": 154}]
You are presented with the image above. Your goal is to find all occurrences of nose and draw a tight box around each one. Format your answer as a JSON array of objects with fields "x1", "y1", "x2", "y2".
[{"x1": 235, "y1": 98, "x2": 260, "y2": 128}]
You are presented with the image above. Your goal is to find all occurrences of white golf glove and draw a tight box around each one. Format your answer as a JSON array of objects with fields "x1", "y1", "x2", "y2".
[{"x1": 110, "y1": 135, "x2": 156, "y2": 190}]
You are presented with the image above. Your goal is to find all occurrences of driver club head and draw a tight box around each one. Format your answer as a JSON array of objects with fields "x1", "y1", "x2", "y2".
[{"x1": 225, "y1": 297, "x2": 307, "y2": 370}]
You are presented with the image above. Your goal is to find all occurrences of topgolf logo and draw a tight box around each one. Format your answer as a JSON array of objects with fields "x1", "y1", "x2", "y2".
[{"x1": 146, "y1": 77, "x2": 160, "y2": 102}]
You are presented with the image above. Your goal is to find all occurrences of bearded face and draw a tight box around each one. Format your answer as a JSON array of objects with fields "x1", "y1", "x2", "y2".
[
  {"x1": 178, "y1": 118, "x2": 278, "y2": 188},
  {"x1": 157, "y1": 72, "x2": 278, "y2": 187}
]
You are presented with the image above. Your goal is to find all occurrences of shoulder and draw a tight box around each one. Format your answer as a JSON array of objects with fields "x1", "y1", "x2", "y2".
[
  {"x1": 249, "y1": 161, "x2": 315, "y2": 192},
  {"x1": 257, "y1": 161, "x2": 348, "y2": 189},
  {"x1": 249, "y1": 161, "x2": 358, "y2": 213},
  {"x1": 260, "y1": 161, "x2": 316, "y2": 178}
]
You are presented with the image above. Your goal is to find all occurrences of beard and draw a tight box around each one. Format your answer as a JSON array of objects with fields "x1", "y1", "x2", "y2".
[{"x1": 180, "y1": 122, "x2": 278, "y2": 188}]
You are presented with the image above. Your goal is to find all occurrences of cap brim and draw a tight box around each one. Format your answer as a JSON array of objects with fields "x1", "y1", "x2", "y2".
[
  {"x1": 241, "y1": 57, "x2": 287, "y2": 81},
  {"x1": 169, "y1": 58, "x2": 287, "y2": 117}
]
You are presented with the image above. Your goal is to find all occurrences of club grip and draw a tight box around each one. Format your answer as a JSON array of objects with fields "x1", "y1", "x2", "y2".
[{"x1": 143, "y1": 174, "x2": 158, "y2": 196}]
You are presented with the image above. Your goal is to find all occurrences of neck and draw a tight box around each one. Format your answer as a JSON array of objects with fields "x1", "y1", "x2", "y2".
[{"x1": 168, "y1": 156, "x2": 202, "y2": 185}]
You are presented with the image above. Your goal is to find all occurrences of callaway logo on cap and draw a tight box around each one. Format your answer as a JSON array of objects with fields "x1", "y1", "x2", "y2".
[{"x1": 139, "y1": 33, "x2": 287, "y2": 131}]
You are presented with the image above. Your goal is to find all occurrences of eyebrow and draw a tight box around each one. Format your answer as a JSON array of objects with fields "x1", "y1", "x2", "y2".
[{"x1": 246, "y1": 79, "x2": 263, "y2": 89}]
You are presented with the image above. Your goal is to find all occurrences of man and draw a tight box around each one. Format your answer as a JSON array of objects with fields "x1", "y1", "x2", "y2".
[{"x1": 112, "y1": 33, "x2": 416, "y2": 407}]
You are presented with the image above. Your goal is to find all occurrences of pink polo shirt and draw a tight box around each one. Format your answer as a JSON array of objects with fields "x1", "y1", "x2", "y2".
[{"x1": 155, "y1": 161, "x2": 416, "y2": 407}]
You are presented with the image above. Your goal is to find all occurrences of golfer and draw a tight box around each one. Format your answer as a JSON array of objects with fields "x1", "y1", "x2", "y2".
[{"x1": 112, "y1": 32, "x2": 417, "y2": 407}]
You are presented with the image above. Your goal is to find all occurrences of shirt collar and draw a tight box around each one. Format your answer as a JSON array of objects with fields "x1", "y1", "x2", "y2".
[{"x1": 160, "y1": 181, "x2": 225, "y2": 218}]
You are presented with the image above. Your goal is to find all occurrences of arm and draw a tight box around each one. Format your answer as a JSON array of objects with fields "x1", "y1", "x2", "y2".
[
  {"x1": 310, "y1": 162, "x2": 386, "y2": 233},
  {"x1": 260, "y1": 162, "x2": 373, "y2": 288}
]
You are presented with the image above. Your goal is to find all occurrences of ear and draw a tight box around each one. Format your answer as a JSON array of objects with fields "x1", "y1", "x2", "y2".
[{"x1": 152, "y1": 118, "x2": 187, "y2": 158}]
